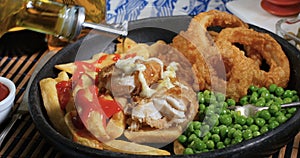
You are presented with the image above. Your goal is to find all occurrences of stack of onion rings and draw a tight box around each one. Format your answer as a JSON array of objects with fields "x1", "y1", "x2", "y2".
[{"x1": 171, "y1": 10, "x2": 290, "y2": 101}]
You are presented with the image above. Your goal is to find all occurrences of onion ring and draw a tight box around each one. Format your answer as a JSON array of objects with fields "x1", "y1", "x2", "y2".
[
  {"x1": 171, "y1": 10, "x2": 248, "y2": 92},
  {"x1": 216, "y1": 27, "x2": 290, "y2": 90}
]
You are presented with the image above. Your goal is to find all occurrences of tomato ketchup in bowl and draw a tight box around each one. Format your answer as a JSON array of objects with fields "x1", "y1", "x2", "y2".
[{"x1": 0, "y1": 77, "x2": 16, "y2": 124}]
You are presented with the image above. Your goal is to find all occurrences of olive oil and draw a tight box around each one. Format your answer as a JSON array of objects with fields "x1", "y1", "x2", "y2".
[{"x1": 0, "y1": 0, "x2": 84, "y2": 39}]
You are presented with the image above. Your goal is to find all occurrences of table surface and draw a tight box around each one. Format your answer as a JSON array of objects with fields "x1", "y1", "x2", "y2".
[{"x1": 0, "y1": 30, "x2": 300, "y2": 158}]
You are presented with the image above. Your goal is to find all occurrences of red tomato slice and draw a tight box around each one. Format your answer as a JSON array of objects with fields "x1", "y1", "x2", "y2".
[{"x1": 56, "y1": 80, "x2": 72, "y2": 111}]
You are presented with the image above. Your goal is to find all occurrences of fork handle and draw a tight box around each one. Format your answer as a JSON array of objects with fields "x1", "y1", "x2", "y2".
[
  {"x1": 0, "y1": 113, "x2": 22, "y2": 148},
  {"x1": 281, "y1": 101, "x2": 300, "y2": 108}
]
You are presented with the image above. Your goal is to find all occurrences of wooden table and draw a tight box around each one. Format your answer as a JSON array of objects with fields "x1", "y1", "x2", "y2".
[{"x1": 0, "y1": 31, "x2": 299, "y2": 158}]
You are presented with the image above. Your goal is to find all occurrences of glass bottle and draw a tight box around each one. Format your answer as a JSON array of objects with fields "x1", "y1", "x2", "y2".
[
  {"x1": 0, "y1": 0, "x2": 85, "y2": 40},
  {"x1": 53, "y1": 0, "x2": 106, "y2": 23}
]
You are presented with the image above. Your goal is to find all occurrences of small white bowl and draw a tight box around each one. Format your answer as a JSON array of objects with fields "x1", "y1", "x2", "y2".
[{"x1": 0, "y1": 77, "x2": 16, "y2": 125}]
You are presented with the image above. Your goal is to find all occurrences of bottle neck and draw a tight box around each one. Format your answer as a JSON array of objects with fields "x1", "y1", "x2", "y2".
[
  {"x1": 0, "y1": 0, "x2": 85, "y2": 40},
  {"x1": 21, "y1": 0, "x2": 85, "y2": 40},
  {"x1": 59, "y1": 5, "x2": 85, "y2": 40}
]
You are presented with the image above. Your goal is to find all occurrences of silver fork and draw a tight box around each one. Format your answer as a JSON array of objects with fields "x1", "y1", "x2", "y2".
[
  {"x1": 228, "y1": 101, "x2": 300, "y2": 117},
  {"x1": 0, "y1": 50, "x2": 57, "y2": 148}
]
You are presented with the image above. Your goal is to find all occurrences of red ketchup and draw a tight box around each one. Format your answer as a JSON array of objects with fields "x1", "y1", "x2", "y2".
[{"x1": 0, "y1": 82, "x2": 9, "y2": 102}]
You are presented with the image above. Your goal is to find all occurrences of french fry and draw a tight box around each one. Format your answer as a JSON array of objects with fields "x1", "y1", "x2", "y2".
[
  {"x1": 106, "y1": 111, "x2": 126, "y2": 139},
  {"x1": 55, "y1": 53, "x2": 121, "y2": 75},
  {"x1": 124, "y1": 127, "x2": 182, "y2": 143},
  {"x1": 103, "y1": 139, "x2": 170, "y2": 155},
  {"x1": 39, "y1": 71, "x2": 71, "y2": 137},
  {"x1": 173, "y1": 140, "x2": 185, "y2": 155},
  {"x1": 64, "y1": 111, "x2": 103, "y2": 150},
  {"x1": 115, "y1": 37, "x2": 138, "y2": 54}
]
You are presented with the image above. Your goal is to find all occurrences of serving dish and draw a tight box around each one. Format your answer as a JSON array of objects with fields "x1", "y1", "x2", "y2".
[
  {"x1": 261, "y1": 0, "x2": 300, "y2": 17},
  {"x1": 28, "y1": 16, "x2": 300, "y2": 158},
  {"x1": 0, "y1": 77, "x2": 16, "y2": 125}
]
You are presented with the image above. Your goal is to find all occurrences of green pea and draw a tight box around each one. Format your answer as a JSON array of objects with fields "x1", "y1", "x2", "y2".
[
  {"x1": 275, "y1": 111, "x2": 284, "y2": 117},
  {"x1": 257, "y1": 97, "x2": 266, "y2": 104},
  {"x1": 205, "y1": 95, "x2": 216, "y2": 104},
  {"x1": 187, "y1": 122, "x2": 194, "y2": 132},
  {"x1": 217, "y1": 142, "x2": 225, "y2": 149},
  {"x1": 199, "y1": 104, "x2": 206, "y2": 113},
  {"x1": 211, "y1": 134, "x2": 221, "y2": 143},
  {"x1": 188, "y1": 134, "x2": 198, "y2": 142},
  {"x1": 269, "y1": 84, "x2": 277, "y2": 93},
  {"x1": 206, "y1": 140, "x2": 215, "y2": 149},
  {"x1": 268, "y1": 120, "x2": 279, "y2": 129},
  {"x1": 283, "y1": 90, "x2": 293, "y2": 98},
  {"x1": 243, "y1": 129, "x2": 253, "y2": 140},
  {"x1": 266, "y1": 100, "x2": 274, "y2": 107},
  {"x1": 246, "y1": 117, "x2": 254, "y2": 126},
  {"x1": 261, "y1": 91, "x2": 271, "y2": 101},
  {"x1": 193, "y1": 121, "x2": 202, "y2": 130},
  {"x1": 194, "y1": 130, "x2": 202, "y2": 137},
  {"x1": 249, "y1": 124, "x2": 259, "y2": 132},
  {"x1": 260, "y1": 125, "x2": 269, "y2": 134},
  {"x1": 233, "y1": 124, "x2": 243, "y2": 130},
  {"x1": 221, "y1": 101, "x2": 228, "y2": 108},
  {"x1": 283, "y1": 97, "x2": 292, "y2": 104},
  {"x1": 224, "y1": 138, "x2": 231, "y2": 145},
  {"x1": 268, "y1": 117, "x2": 276, "y2": 123},
  {"x1": 203, "y1": 90, "x2": 210, "y2": 96},
  {"x1": 228, "y1": 128, "x2": 236, "y2": 138},
  {"x1": 183, "y1": 147, "x2": 194, "y2": 155},
  {"x1": 243, "y1": 125, "x2": 249, "y2": 130},
  {"x1": 291, "y1": 90, "x2": 298, "y2": 95},
  {"x1": 227, "y1": 98, "x2": 236, "y2": 106},
  {"x1": 252, "y1": 131, "x2": 261, "y2": 137},
  {"x1": 219, "y1": 125, "x2": 228, "y2": 138},
  {"x1": 219, "y1": 115, "x2": 233, "y2": 126},
  {"x1": 259, "y1": 110, "x2": 271, "y2": 120},
  {"x1": 206, "y1": 107, "x2": 215, "y2": 116},
  {"x1": 252, "y1": 91, "x2": 259, "y2": 97},
  {"x1": 275, "y1": 87, "x2": 284, "y2": 96},
  {"x1": 240, "y1": 96, "x2": 248, "y2": 105},
  {"x1": 203, "y1": 132, "x2": 211, "y2": 142},
  {"x1": 198, "y1": 93, "x2": 205, "y2": 104},
  {"x1": 276, "y1": 114, "x2": 287, "y2": 124},
  {"x1": 287, "y1": 107, "x2": 297, "y2": 114},
  {"x1": 274, "y1": 98, "x2": 283, "y2": 105},
  {"x1": 269, "y1": 104, "x2": 279, "y2": 114},
  {"x1": 200, "y1": 124, "x2": 210, "y2": 133},
  {"x1": 255, "y1": 100, "x2": 265, "y2": 107},
  {"x1": 216, "y1": 93, "x2": 226, "y2": 102},
  {"x1": 250, "y1": 95, "x2": 258, "y2": 104},
  {"x1": 233, "y1": 130, "x2": 243, "y2": 138},
  {"x1": 211, "y1": 126, "x2": 220, "y2": 134},
  {"x1": 235, "y1": 115, "x2": 247, "y2": 125},
  {"x1": 233, "y1": 137, "x2": 243, "y2": 144},
  {"x1": 249, "y1": 85, "x2": 259, "y2": 93},
  {"x1": 206, "y1": 114, "x2": 219, "y2": 126},
  {"x1": 258, "y1": 87, "x2": 268, "y2": 95},
  {"x1": 286, "y1": 113, "x2": 292, "y2": 119},
  {"x1": 220, "y1": 108, "x2": 229, "y2": 115},
  {"x1": 178, "y1": 135, "x2": 187, "y2": 143},
  {"x1": 255, "y1": 118, "x2": 266, "y2": 127},
  {"x1": 193, "y1": 139, "x2": 207, "y2": 151},
  {"x1": 292, "y1": 95, "x2": 299, "y2": 102}
]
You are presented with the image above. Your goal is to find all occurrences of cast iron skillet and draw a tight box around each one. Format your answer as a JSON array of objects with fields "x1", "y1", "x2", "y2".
[{"x1": 28, "y1": 16, "x2": 300, "y2": 158}]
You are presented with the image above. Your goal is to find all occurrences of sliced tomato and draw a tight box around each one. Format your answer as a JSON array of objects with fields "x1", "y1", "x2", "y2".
[
  {"x1": 98, "y1": 95, "x2": 122, "y2": 118},
  {"x1": 56, "y1": 80, "x2": 72, "y2": 111}
]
